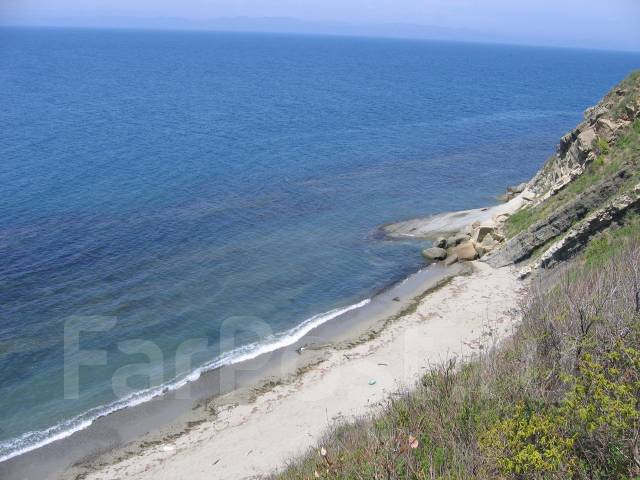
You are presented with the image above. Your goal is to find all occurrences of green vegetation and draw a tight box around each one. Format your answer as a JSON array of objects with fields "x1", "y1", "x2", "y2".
[
  {"x1": 612, "y1": 70, "x2": 640, "y2": 119},
  {"x1": 504, "y1": 112, "x2": 640, "y2": 239},
  {"x1": 583, "y1": 213, "x2": 640, "y2": 268},
  {"x1": 593, "y1": 137, "x2": 610, "y2": 156},
  {"x1": 273, "y1": 73, "x2": 640, "y2": 480},
  {"x1": 503, "y1": 206, "x2": 535, "y2": 237},
  {"x1": 274, "y1": 232, "x2": 640, "y2": 479}
]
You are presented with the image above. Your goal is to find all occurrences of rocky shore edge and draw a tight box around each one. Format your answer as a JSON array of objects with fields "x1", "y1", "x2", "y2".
[{"x1": 411, "y1": 71, "x2": 640, "y2": 279}]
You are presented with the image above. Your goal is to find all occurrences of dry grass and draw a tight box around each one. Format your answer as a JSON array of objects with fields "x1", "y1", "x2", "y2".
[{"x1": 272, "y1": 235, "x2": 640, "y2": 480}]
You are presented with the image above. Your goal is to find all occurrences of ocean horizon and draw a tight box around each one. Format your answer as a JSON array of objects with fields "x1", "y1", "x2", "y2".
[{"x1": 1, "y1": 26, "x2": 639, "y2": 463}]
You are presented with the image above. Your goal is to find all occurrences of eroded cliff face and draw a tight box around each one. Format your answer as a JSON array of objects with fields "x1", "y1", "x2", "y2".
[
  {"x1": 528, "y1": 74, "x2": 640, "y2": 202},
  {"x1": 485, "y1": 72, "x2": 640, "y2": 274}
]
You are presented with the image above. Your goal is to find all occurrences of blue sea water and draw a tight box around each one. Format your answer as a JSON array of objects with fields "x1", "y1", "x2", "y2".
[{"x1": 1, "y1": 27, "x2": 639, "y2": 461}]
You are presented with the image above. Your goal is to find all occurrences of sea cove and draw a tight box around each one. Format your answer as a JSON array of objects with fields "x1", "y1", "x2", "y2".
[{"x1": 1, "y1": 27, "x2": 640, "y2": 477}]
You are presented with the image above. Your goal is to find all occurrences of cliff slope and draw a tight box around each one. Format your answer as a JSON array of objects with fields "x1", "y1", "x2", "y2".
[{"x1": 486, "y1": 71, "x2": 640, "y2": 274}]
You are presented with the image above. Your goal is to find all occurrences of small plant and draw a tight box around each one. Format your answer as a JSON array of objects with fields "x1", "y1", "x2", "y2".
[
  {"x1": 593, "y1": 137, "x2": 610, "y2": 156},
  {"x1": 505, "y1": 206, "x2": 537, "y2": 237},
  {"x1": 561, "y1": 345, "x2": 640, "y2": 478},
  {"x1": 583, "y1": 234, "x2": 611, "y2": 268},
  {"x1": 594, "y1": 154, "x2": 605, "y2": 168}
]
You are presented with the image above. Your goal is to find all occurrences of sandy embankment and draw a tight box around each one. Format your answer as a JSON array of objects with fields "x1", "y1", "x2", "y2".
[{"x1": 83, "y1": 261, "x2": 525, "y2": 480}]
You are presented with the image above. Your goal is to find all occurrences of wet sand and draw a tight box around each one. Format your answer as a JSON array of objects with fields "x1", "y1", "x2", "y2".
[
  {"x1": 70, "y1": 261, "x2": 524, "y2": 480},
  {"x1": 0, "y1": 262, "x2": 464, "y2": 480}
]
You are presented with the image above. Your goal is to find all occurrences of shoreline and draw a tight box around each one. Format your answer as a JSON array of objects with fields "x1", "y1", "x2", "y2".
[
  {"x1": 0, "y1": 185, "x2": 528, "y2": 480},
  {"x1": 73, "y1": 260, "x2": 525, "y2": 480},
  {"x1": 0, "y1": 188, "x2": 528, "y2": 480},
  {"x1": 0, "y1": 258, "x2": 465, "y2": 480}
]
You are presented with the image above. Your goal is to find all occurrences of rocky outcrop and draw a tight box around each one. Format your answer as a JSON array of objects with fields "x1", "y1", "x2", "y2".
[
  {"x1": 485, "y1": 169, "x2": 633, "y2": 267},
  {"x1": 527, "y1": 76, "x2": 639, "y2": 203},
  {"x1": 422, "y1": 247, "x2": 447, "y2": 261},
  {"x1": 499, "y1": 183, "x2": 527, "y2": 202},
  {"x1": 519, "y1": 183, "x2": 640, "y2": 277},
  {"x1": 452, "y1": 241, "x2": 479, "y2": 261},
  {"x1": 446, "y1": 233, "x2": 470, "y2": 248}
]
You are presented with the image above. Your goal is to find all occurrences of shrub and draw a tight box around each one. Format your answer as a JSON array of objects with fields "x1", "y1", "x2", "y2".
[
  {"x1": 593, "y1": 137, "x2": 610, "y2": 156},
  {"x1": 480, "y1": 402, "x2": 576, "y2": 478},
  {"x1": 561, "y1": 345, "x2": 640, "y2": 479},
  {"x1": 480, "y1": 343, "x2": 640, "y2": 479},
  {"x1": 274, "y1": 231, "x2": 640, "y2": 480}
]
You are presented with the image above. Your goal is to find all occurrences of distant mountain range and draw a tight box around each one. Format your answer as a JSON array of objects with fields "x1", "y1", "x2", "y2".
[{"x1": 1, "y1": 15, "x2": 638, "y2": 52}]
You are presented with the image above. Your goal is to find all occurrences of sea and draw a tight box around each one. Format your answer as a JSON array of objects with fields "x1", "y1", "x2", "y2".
[{"x1": 1, "y1": 26, "x2": 639, "y2": 464}]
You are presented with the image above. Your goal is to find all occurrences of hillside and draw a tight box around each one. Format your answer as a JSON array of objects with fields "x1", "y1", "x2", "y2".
[{"x1": 273, "y1": 72, "x2": 640, "y2": 479}]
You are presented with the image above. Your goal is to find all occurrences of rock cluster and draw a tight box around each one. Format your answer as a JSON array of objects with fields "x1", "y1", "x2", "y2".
[
  {"x1": 518, "y1": 183, "x2": 640, "y2": 278},
  {"x1": 485, "y1": 169, "x2": 632, "y2": 268},
  {"x1": 423, "y1": 74, "x2": 640, "y2": 275},
  {"x1": 421, "y1": 221, "x2": 504, "y2": 266}
]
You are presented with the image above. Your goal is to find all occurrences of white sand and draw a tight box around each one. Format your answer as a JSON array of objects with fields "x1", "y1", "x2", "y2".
[{"x1": 83, "y1": 262, "x2": 524, "y2": 480}]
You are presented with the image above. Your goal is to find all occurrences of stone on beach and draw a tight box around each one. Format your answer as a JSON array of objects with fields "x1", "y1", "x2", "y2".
[
  {"x1": 476, "y1": 233, "x2": 499, "y2": 256},
  {"x1": 444, "y1": 253, "x2": 459, "y2": 266},
  {"x1": 434, "y1": 237, "x2": 447, "y2": 248},
  {"x1": 446, "y1": 233, "x2": 470, "y2": 248},
  {"x1": 472, "y1": 224, "x2": 496, "y2": 243},
  {"x1": 452, "y1": 241, "x2": 479, "y2": 261},
  {"x1": 422, "y1": 247, "x2": 447, "y2": 261}
]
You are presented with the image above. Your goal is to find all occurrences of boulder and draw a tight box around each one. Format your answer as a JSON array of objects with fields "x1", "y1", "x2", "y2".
[
  {"x1": 457, "y1": 232, "x2": 471, "y2": 242},
  {"x1": 476, "y1": 233, "x2": 499, "y2": 256},
  {"x1": 434, "y1": 237, "x2": 447, "y2": 248},
  {"x1": 472, "y1": 224, "x2": 496, "y2": 243},
  {"x1": 453, "y1": 241, "x2": 479, "y2": 261},
  {"x1": 422, "y1": 247, "x2": 447, "y2": 261},
  {"x1": 507, "y1": 182, "x2": 527, "y2": 194},
  {"x1": 447, "y1": 233, "x2": 470, "y2": 247},
  {"x1": 472, "y1": 220, "x2": 481, "y2": 229},
  {"x1": 491, "y1": 230, "x2": 505, "y2": 242},
  {"x1": 444, "y1": 253, "x2": 459, "y2": 266}
]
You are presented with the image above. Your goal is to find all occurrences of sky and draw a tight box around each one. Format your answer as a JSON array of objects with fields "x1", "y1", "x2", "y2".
[{"x1": 1, "y1": 0, "x2": 639, "y2": 51}]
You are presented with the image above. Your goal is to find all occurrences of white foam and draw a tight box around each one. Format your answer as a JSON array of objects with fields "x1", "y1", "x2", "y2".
[{"x1": 0, "y1": 298, "x2": 370, "y2": 463}]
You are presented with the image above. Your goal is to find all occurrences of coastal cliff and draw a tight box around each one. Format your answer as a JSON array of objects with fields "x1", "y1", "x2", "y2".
[
  {"x1": 273, "y1": 71, "x2": 640, "y2": 480},
  {"x1": 71, "y1": 72, "x2": 640, "y2": 480},
  {"x1": 486, "y1": 71, "x2": 640, "y2": 274},
  {"x1": 391, "y1": 71, "x2": 640, "y2": 279}
]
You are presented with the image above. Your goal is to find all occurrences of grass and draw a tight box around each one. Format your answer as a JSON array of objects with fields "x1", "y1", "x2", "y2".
[
  {"x1": 271, "y1": 71, "x2": 640, "y2": 480},
  {"x1": 583, "y1": 213, "x2": 640, "y2": 268},
  {"x1": 273, "y1": 234, "x2": 640, "y2": 480},
  {"x1": 612, "y1": 70, "x2": 640, "y2": 119},
  {"x1": 503, "y1": 206, "x2": 535, "y2": 238},
  {"x1": 504, "y1": 114, "x2": 640, "y2": 239}
]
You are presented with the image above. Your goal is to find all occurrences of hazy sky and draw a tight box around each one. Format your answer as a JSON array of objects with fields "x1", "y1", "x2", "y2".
[{"x1": 2, "y1": 0, "x2": 639, "y2": 51}]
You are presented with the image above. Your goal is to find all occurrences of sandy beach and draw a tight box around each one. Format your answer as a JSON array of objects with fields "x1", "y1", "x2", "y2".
[{"x1": 78, "y1": 261, "x2": 524, "y2": 480}]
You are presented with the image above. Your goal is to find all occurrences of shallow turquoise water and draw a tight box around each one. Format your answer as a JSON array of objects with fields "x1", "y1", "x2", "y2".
[{"x1": 1, "y1": 27, "x2": 638, "y2": 460}]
